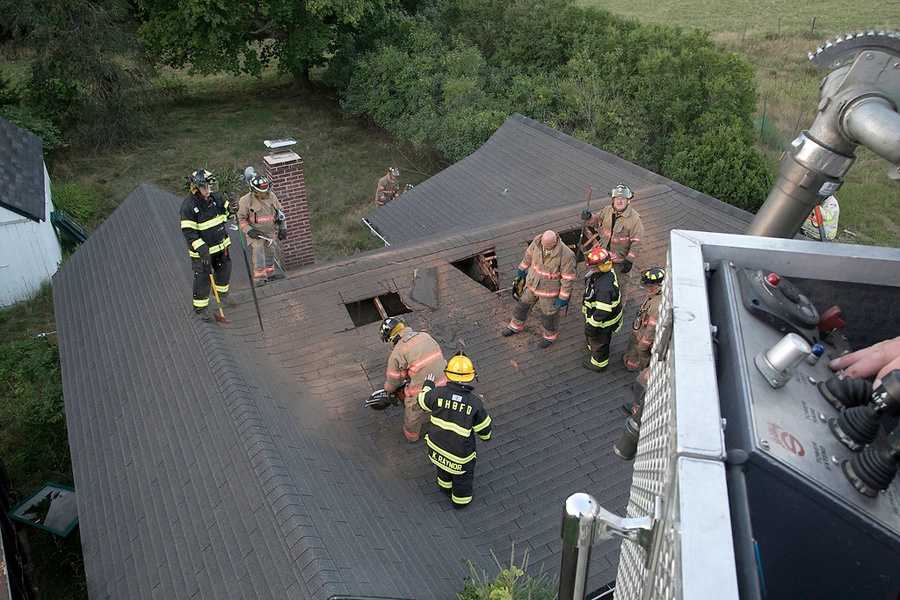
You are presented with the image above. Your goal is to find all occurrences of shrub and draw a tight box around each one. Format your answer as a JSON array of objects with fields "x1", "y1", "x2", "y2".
[{"x1": 458, "y1": 546, "x2": 558, "y2": 600}]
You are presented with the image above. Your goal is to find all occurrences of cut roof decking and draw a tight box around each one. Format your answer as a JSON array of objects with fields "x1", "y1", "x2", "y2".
[
  {"x1": 364, "y1": 113, "x2": 751, "y2": 244},
  {"x1": 56, "y1": 121, "x2": 753, "y2": 598},
  {"x1": 0, "y1": 118, "x2": 46, "y2": 222}
]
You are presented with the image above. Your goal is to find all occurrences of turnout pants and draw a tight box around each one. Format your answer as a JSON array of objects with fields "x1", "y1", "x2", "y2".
[
  {"x1": 508, "y1": 289, "x2": 561, "y2": 342},
  {"x1": 191, "y1": 250, "x2": 232, "y2": 310},
  {"x1": 248, "y1": 237, "x2": 276, "y2": 283},
  {"x1": 623, "y1": 329, "x2": 651, "y2": 372},
  {"x1": 436, "y1": 460, "x2": 476, "y2": 508},
  {"x1": 584, "y1": 328, "x2": 613, "y2": 369}
]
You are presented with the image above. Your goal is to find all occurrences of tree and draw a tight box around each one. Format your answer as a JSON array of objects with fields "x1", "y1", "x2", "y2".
[
  {"x1": 5, "y1": 0, "x2": 159, "y2": 151},
  {"x1": 137, "y1": 0, "x2": 380, "y2": 90}
]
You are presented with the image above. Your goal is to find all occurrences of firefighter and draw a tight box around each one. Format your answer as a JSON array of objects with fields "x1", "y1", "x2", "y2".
[
  {"x1": 380, "y1": 317, "x2": 448, "y2": 443},
  {"x1": 418, "y1": 351, "x2": 492, "y2": 509},
  {"x1": 501, "y1": 229, "x2": 577, "y2": 348},
  {"x1": 581, "y1": 247, "x2": 623, "y2": 372},
  {"x1": 374, "y1": 166, "x2": 400, "y2": 207},
  {"x1": 237, "y1": 173, "x2": 287, "y2": 287},
  {"x1": 581, "y1": 183, "x2": 645, "y2": 307},
  {"x1": 180, "y1": 169, "x2": 235, "y2": 321},
  {"x1": 623, "y1": 267, "x2": 665, "y2": 372}
]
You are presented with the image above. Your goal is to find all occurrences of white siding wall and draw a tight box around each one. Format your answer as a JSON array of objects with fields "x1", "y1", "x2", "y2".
[{"x1": 0, "y1": 165, "x2": 63, "y2": 308}]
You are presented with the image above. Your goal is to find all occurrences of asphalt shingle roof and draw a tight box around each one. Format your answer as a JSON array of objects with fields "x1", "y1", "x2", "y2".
[
  {"x1": 0, "y1": 118, "x2": 46, "y2": 222},
  {"x1": 55, "y1": 119, "x2": 752, "y2": 598},
  {"x1": 364, "y1": 113, "x2": 749, "y2": 244}
]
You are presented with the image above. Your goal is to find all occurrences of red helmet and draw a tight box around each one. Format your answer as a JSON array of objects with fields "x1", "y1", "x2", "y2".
[{"x1": 585, "y1": 247, "x2": 612, "y2": 272}]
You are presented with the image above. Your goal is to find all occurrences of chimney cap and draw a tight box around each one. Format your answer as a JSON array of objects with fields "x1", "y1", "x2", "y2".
[{"x1": 264, "y1": 138, "x2": 297, "y2": 149}]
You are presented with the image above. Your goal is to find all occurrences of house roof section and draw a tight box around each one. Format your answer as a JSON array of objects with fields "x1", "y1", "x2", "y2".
[
  {"x1": 0, "y1": 118, "x2": 46, "y2": 222},
  {"x1": 364, "y1": 112, "x2": 751, "y2": 244},
  {"x1": 55, "y1": 137, "x2": 752, "y2": 597}
]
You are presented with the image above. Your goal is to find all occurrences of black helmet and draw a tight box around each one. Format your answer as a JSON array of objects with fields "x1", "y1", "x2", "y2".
[
  {"x1": 641, "y1": 267, "x2": 666, "y2": 286},
  {"x1": 188, "y1": 169, "x2": 217, "y2": 194},
  {"x1": 380, "y1": 317, "x2": 405, "y2": 343}
]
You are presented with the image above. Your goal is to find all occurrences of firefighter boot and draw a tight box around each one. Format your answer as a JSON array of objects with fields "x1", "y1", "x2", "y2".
[
  {"x1": 219, "y1": 292, "x2": 238, "y2": 308},
  {"x1": 194, "y1": 308, "x2": 213, "y2": 322}
]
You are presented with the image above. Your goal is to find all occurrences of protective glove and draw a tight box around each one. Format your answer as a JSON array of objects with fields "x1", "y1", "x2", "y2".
[
  {"x1": 621, "y1": 259, "x2": 633, "y2": 274},
  {"x1": 423, "y1": 378, "x2": 435, "y2": 391},
  {"x1": 517, "y1": 268, "x2": 526, "y2": 279},
  {"x1": 247, "y1": 229, "x2": 262, "y2": 240},
  {"x1": 277, "y1": 229, "x2": 287, "y2": 241},
  {"x1": 555, "y1": 298, "x2": 568, "y2": 308},
  {"x1": 199, "y1": 249, "x2": 212, "y2": 274},
  {"x1": 581, "y1": 210, "x2": 593, "y2": 221},
  {"x1": 511, "y1": 276, "x2": 525, "y2": 300}
]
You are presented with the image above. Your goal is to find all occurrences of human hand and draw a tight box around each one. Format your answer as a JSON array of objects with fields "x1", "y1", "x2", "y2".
[
  {"x1": 620, "y1": 259, "x2": 633, "y2": 274},
  {"x1": 517, "y1": 268, "x2": 526, "y2": 279},
  {"x1": 829, "y1": 335, "x2": 900, "y2": 388},
  {"x1": 247, "y1": 229, "x2": 262, "y2": 239},
  {"x1": 277, "y1": 229, "x2": 287, "y2": 241},
  {"x1": 581, "y1": 210, "x2": 592, "y2": 221},
  {"x1": 555, "y1": 298, "x2": 568, "y2": 308}
]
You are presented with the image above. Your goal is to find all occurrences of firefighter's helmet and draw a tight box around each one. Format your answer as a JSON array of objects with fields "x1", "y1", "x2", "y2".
[
  {"x1": 585, "y1": 247, "x2": 612, "y2": 272},
  {"x1": 249, "y1": 173, "x2": 270, "y2": 194},
  {"x1": 445, "y1": 351, "x2": 476, "y2": 383},
  {"x1": 188, "y1": 169, "x2": 216, "y2": 194},
  {"x1": 380, "y1": 317, "x2": 405, "y2": 343},
  {"x1": 610, "y1": 183, "x2": 633, "y2": 200},
  {"x1": 641, "y1": 267, "x2": 666, "y2": 286},
  {"x1": 388, "y1": 166, "x2": 400, "y2": 177}
]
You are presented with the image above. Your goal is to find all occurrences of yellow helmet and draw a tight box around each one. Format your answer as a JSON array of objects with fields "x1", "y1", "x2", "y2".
[{"x1": 445, "y1": 351, "x2": 476, "y2": 383}]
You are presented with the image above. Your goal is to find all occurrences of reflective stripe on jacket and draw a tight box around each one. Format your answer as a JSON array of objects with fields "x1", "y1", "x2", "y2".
[
  {"x1": 633, "y1": 289, "x2": 662, "y2": 347},
  {"x1": 418, "y1": 380, "x2": 492, "y2": 474},
  {"x1": 583, "y1": 270, "x2": 623, "y2": 331},
  {"x1": 385, "y1": 329, "x2": 448, "y2": 398},
  {"x1": 518, "y1": 234, "x2": 577, "y2": 300},
  {"x1": 590, "y1": 204, "x2": 644, "y2": 263},
  {"x1": 180, "y1": 192, "x2": 231, "y2": 258},
  {"x1": 237, "y1": 191, "x2": 286, "y2": 238}
]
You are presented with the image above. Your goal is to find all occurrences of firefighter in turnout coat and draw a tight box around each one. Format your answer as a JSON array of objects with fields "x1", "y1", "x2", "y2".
[
  {"x1": 180, "y1": 169, "x2": 235, "y2": 321},
  {"x1": 237, "y1": 173, "x2": 287, "y2": 286},
  {"x1": 380, "y1": 317, "x2": 448, "y2": 443},
  {"x1": 374, "y1": 167, "x2": 400, "y2": 207},
  {"x1": 581, "y1": 247, "x2": 623, "y2": 372},
  {"x1": 623, "y1": 267, "x2": 665, "y2": 372},
  {"x1": 418, "y1": 352, "x2": 492, "y2": 508},
  {"x1": 582, "y1": 184, "x2": 644, "y2": 307},
  {"x1": 501, "y1": 230, "x2": 577, "y2": 348}
]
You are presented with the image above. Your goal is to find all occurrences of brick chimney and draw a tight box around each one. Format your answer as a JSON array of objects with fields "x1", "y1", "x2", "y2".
[{"x1": 264, "y1": 149, "x2": 314, "y2": 269}]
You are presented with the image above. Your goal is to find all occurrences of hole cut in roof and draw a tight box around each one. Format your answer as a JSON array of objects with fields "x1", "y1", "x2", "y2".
[
  {"x1": 452, "y1": 248, "x2": 499, "y2": 292},
  {"x1": 345, "y1": 292, "x2": 412, "y2": 327},
  {"x1": 558, "y1": 228, "x2": 585, "y2": 262}
]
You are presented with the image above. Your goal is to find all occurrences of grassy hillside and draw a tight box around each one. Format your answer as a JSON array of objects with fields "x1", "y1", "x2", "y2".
[{"x1": 575, "y1": 0, "x2": 900, "y2": 246}]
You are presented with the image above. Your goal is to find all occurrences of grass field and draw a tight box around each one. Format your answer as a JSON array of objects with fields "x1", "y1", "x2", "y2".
[{"x1": 576, "y1": 0, "x2": 900, "y2": 246}]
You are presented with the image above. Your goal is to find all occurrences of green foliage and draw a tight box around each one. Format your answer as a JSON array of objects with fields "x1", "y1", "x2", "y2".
[
  {"x1": 137, "y1": 0, "x2": 378, "y2": 87},
  {"x1": 50, "y1": 183, "x2": 96, "y2": 223},
  {"x1": 458, "y1": 546, "x2": 558, "y2": 600},
  {"x1": 0, "y1": 105, "x2": 66, "y2": 152},
  {"x1": 334, "y1": 0, "x2": 772, "y2": 207},
  {"x1": 0, "y1": 285, "x2": 70, "y2": 486},
  {"x1": 9, "y1": 0, "x2": 160, "y2": 151}
]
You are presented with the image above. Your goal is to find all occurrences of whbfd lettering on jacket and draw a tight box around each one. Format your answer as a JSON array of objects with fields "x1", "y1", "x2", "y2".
[{"x1": 518, "y1": 234, "x2": 577, "y2": 301}]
